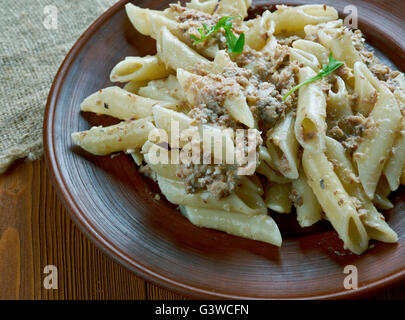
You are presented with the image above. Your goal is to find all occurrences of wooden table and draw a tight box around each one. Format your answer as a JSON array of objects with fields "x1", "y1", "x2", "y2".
[{"x1": 0, "y1": 159, "x2": 404, "y2": 300}]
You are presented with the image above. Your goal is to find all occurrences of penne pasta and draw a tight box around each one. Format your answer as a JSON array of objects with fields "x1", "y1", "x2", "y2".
[
  {"x1": 289, "y1": 47, "x2": 320, "y2": 71},
  {"x1": 353, "y1": 61, "x2": 379, "y2": 116},
  {"x1": 71, "y1": 119, "x2": 155, "y2": 156},
  {"x1": 303, "y1": 150, "x2": 369, "y2": 254},
  {"x1": 156, "y1": 27, "x2": 212, "y2": 72},
  {"x1": 138, "y1": 75, "x2": 187, "y2": 105},
  {"x1": 71, "y1": 1, "x2": 403, "y2": 254},
  {"x1": 292, "y1": 39, "x2": 330, "y2": 65},
  {"x1": 266, "y1": 112, "x2": 299, "y2": 180},
  {"x1": 157, "y1": 175, "x2": 267, "y2": 215},
  {"x1": 272, "y1": 5, "x2": 338, "y2": 34},
  {"x1": 81, "y1": 86, "x2": 175, "y2": 120},
  {"x1": 264, "y1": 182, "x2": 292, "y2": 214},
  {"x1": 354, "y1": 84, "x2": 402, "y2": 199},
  {"x1": 186, "y1": 0, "x2": 218, "y2": 14},
  {"x1": 215, "y1": 0, "x2": 251, "y2": 18},
  {"x1": 244, "y1": 11, "x2": 274, "y2": 51},
  {"x1": 110, "y1": 55, "x2": 171, "y2": 83},
  {"x1": 295, "y1": 67, "x2": 327, "y2": 152},
  {"x1": 180, "y1": 206, "x2": 282, "y2": 246},
  {"x1": 291, "y1": 170, "x2": 322, "y2": 227},
  {"x1": 325, "y1": 137, "x2": 398, "y2": 243},
  {"x1": 177, "y1": 68, "x2": 255, "y2": 128}
]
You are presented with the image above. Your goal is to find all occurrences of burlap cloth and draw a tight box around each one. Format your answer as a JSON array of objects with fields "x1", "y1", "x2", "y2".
[{"x1": 0, "y1": 0, "x2": 118, "y2": 174}]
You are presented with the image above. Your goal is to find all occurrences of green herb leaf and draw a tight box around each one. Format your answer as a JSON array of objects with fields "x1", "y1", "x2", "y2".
[
  {"x1": 282, "y1": 52, "x2": 344, "y2": 101},
  {"x1": 190, "y1": 16, "x2": 245, "y2": 53}
]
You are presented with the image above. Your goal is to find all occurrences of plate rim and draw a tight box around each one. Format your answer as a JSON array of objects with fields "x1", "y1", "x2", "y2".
[{"x1": 43, "y1": 0, "x2": 405, "y2": 299}]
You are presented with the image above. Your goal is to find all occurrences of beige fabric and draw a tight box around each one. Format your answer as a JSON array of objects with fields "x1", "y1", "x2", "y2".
[{"x1": 0, "y1": 0, "x2": 118, "y2": 174}]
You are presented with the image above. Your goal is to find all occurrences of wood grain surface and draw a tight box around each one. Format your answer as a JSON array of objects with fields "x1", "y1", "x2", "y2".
[
  {"x1": 0, "y1": 159, "x2": 183, "y2": 300},
  {"x1": 0, "y1": 158, "x2": 403, "y2": 300}
]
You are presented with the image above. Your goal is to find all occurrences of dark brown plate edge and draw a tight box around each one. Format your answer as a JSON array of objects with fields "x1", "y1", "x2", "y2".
[{"x1": 43, "y1": 0, "x2": 405, "y2": 300}]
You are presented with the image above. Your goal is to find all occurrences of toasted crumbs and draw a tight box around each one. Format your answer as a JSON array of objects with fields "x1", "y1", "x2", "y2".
[{"x1": 289, "y1": 189, "x2": 304, "y2": 207}]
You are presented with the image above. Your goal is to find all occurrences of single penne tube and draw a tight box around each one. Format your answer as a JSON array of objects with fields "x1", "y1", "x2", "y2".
[
  {"x1": 211, "y1": 50, "x2": 235, "y2": 74},
  {"x1": 373, "y1": 177, "x2": 394, "y2": 210},
  {"x1": 138, "y1": 74, "x2": 186, "y2": 105},
  {"x1": 266, "y1": 112, "x2": 299, "y2": 180},
  {"x1": 244, "y1": 11, "x2": 274, "y2": 51},
  {"x1": 317, "y1": 27, "x2": 361, "y2": 69},
  {"x1": 157, "y1": 175, "x2": 267, "y2": 215},
  {"x1": 156, "y1": 26, "x2": 212, "y2": 72},
  {"x1": 81, "y1": 86, "x2": 175, "y2": 120},
  {"x1": 256, "y1": 161, "x2": 291, "y2": 184},
  {"x1": 177, "y1": 68, "x2": 255, "y2": 128},
  {"x1": 383, "y1": 118, "x2": 405, "y2": 191},
  {"x1": 180, "y1": 206, "x2": 282, "y2": 247},
  {"x1": 353, "y1": 61, "x2": 379, "y2": 116},
  {"x1": 272, "y1": 5, "x2": 338, "y2": 34},
  {"x1": 303, "y1": 150, "x2": 369, "y2": 254},
  {"x1": 354, "y1": 84, "x2": 402, "y2": 199},
  {"x1": 383, "y1": 73, "x2": 405, "y2": 191},
  {"x1": 110, "y1": 55, "x2": 171, "y2": 83},
  {"x1": 325, "y1": 137, "x2": 398, "y2": 243},
  {"x1": 292, "y1": 39, "x2": 330, "y2": 65},
  {"x1": 71, "y1": 119, "x2": 155, "y2": 156},
  {"x1": 240, "y1": 175, "x2": 264, "y2": 196},
  {"x1": 264, "y1": 182, "x2": 292, "y2": 214},
  {"x1": 289, "y1": 47, "x2": 320, "y2": 71},
  {"x1": 327, "y1": 76, "x2": 353, "y2": 120},
  {"x1": 295, "y1": 67, "x2": 327, "y2": 152},
  {"x1": 143, "y1": 153, "x2": 181, "y2": 181},
  {"x1": 186, "y1": 0, "x2": 218, "y2": 14},
  {"x1": 125, "y1": 3, "x2": 175, "y2": 37},
  {"x1": 215, "y1": 0, "x2": 251, "y2": 18},
  {"x1": 291, "y1": 170, "x2": 322, "y2": 227}
]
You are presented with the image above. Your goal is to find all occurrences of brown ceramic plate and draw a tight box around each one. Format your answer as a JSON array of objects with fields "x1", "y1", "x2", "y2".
[{"x1": 44, "y1": 0, "x2": 405, "y2": 299}]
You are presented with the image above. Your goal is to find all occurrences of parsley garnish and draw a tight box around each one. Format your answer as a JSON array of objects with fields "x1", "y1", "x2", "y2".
[
  {"x1": 282, "y1": 52, "x2": 344, "y2": 101},
  {"x1": 190, "y1": 16, "x2": 245, "y2": 54}
]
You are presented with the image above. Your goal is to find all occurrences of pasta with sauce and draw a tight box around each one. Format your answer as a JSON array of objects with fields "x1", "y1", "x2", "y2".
[{"x1": 71, "y1": 1, "x2": 404, "y2": 254}]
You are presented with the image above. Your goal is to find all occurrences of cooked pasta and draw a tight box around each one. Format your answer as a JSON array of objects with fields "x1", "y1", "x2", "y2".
[{"x1": 72, "y1": 1, "x2": 404, "y2": 254}]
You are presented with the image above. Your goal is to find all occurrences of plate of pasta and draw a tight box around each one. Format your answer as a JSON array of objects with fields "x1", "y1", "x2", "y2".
[{"x1": 45, "y1": 0, "x2": 405, "y2": 299}]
